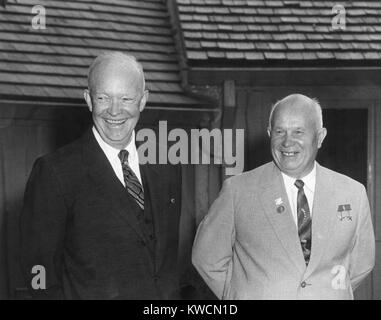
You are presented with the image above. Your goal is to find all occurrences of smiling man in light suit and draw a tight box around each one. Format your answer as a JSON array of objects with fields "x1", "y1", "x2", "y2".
[{"x1": 192, "y1": 93, "x2": 375, "y2": 300}]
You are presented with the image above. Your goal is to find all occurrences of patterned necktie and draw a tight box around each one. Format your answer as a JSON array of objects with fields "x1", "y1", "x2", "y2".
[
  {"x1": 294, "y1": 179, "x2": 312, "y2": 265},
  {"x1": 118, "y1": 150, "x2": 144, "y2": 210}
]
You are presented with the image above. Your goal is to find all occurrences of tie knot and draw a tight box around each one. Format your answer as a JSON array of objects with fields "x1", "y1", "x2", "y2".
[
  {"x1": 294, "y1": 179, "x2": 304, "y2": 189},
  {"x1": 118, "y1": 149, "x2": 129, "y2": 164}
]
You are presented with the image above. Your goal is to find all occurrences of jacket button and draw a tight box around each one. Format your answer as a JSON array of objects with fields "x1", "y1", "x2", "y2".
[
  {"x1": 170, "y1": 198, "x2": 175, "y2": 204},
  {"x1": 301, "y1": 281, "x2": 306, "y2": 288}
]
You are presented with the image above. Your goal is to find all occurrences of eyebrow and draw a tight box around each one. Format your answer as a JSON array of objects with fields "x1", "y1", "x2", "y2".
[
  {"x1": 272, "y1": 125, "x2": 306, "y2": 130},
  {"x1": 92, "y1": 92, "x2": 138, "y2": 97}
]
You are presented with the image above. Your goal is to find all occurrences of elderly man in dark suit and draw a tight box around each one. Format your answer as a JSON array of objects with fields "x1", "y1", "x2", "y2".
[{"x1": 20, "y1": 51, "x2": 192, "y2": 299}]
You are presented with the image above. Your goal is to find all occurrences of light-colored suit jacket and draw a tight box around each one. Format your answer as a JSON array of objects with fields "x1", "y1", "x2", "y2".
[{"x1": 192, "y1": 162, "x2": 375, "y2": 300}]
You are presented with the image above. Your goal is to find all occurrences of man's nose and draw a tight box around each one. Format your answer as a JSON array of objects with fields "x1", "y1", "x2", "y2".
[
  {"x1": 108, "y1": 98, "x2": 120, "y2": 116},
  {"x1": 281, "y1": 132, "x2": 294, "y2": 147}
]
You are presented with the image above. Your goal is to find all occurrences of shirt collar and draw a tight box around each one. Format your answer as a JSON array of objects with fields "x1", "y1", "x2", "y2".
[
  {"x1": 92, "y1": 126, "x2": 137, "y2": 163},
  {"x1": 281, "y1": 162, "x2": 316, "y2": 194}
]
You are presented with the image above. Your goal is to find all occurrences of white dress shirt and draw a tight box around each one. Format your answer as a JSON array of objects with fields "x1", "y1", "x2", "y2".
[
  {"x1": 281, "y1": 162, "x2": 316, "y2": 226},
  {"x1": 92, "y1": 127, "x2": 142, "y2": 186}
]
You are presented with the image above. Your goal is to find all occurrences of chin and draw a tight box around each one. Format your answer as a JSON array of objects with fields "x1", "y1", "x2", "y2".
[
  {"x1": 106, "y1": 128, "x2": 129, "y2": 138},
  {"x1": 278, "y1": 161, "x2": 302, "y2": 173}
]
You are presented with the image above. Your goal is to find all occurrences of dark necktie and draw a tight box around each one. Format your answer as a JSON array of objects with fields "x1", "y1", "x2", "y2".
[
  {"x1": 118, "y1": 150, "x2": 144, "y2": 210},
  {"x1": 294, "y1": 179, "x2": 312, "y2": 265}
]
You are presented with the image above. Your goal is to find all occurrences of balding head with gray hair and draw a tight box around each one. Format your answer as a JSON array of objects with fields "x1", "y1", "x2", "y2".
[
  {"x1": 267, "y1": 93, "x2": 327, "y2": 179},
  {"x1": 83, "y1": 51, "x2": 149, "y2": 150},
  {"x1": 268, "y1": 94, "x2": 324, "y2": 131},
  {"x1": 87, "y1": 51, "x2": 146, "y2": 93}
]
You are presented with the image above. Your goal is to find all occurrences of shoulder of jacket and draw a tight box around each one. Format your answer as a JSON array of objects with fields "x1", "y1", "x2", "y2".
[
  {"x1": 223, "y1": 162, "x2": 272, "y2": 188},
  {"x1": 318, "y1": 164, "x2": 365, "y2": 192}
]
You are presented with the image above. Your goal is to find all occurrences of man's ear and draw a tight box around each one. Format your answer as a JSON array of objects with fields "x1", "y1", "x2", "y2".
[
  {"x1": 317, "y1": 127, "x2": 327, "y2": 149},
  {"x1": 139, "y1": 90, "x2": 149, "y2": 112},
  {"x1": 84, "y1": 89, "x2": 92, "y2": 112}
]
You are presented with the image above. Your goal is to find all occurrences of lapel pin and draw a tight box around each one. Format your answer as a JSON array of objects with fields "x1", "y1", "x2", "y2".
[
  {"x1": 275, "y1": 198, "x2": 285, "y2": 213},
  {"x1": 337, "y1": 204, "x2": 352, "y2": 221},
  {"x1": 275, "y1": 198, "x2": 283, "y2": 206}
]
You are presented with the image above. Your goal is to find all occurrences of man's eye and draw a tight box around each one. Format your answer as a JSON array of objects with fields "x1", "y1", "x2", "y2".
[{"x1": 122, "y1": 97, "x2": 133, "y2": 102}]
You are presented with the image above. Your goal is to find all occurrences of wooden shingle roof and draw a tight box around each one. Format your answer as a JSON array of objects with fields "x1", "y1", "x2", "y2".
[
  {"x1": 176, "y1": 0, "x2": 381, "y2": 66},
  {"x1": 0, "y1": 0, "x2": 205, "y2": 107}
]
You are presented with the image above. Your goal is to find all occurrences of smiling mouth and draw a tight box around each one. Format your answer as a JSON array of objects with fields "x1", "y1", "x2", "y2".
[
  {"x1": 104, "y1": 119, "x2": 127, "y2": 125},
  {"x1": 281, "y1": 151, "x2": 298, "y2": 156}
]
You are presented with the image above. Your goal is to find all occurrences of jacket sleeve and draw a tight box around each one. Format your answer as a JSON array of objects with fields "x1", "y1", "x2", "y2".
[
  {"x1": 191, "y1": 178, "x2": 235, "y2": 299},
  {"x1": 20, "y1": 157, "x2": 67, "y2": 299},
  {"x1": 349, "y1": 184, "x2": 375, "y2": 291}
]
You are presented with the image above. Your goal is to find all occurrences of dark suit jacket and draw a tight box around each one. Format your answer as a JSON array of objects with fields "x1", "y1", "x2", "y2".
[{"x1": 20, "y1": 129, "x2": 190, "y2": 299}]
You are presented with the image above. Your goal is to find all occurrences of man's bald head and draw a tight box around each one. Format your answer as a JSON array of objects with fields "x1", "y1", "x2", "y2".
[
  {"x1": 267, "y1": 93, "x2": 327, "y2": 179},
  {"x1": 268, "y1": 94, "x2": 323, "y2": 131},
  {"x1": 84, "y1": 51, "x2": 149, "y2": 150},
  {"x1": 87, "y1": 51, "x2": 146, "y2": 93}
]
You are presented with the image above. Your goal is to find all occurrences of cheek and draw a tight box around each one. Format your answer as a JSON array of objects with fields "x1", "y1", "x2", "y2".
[
  {"x1": 299, "y1": 140, "x2": 316, "y2": 155},
  {"x1": 270, "y1": 137, "x2": 280, "y2": 147},
  {"x1": 92, "y1": 104, "x2": 107, "y2": 116},
  {"x1": 123, "y1": 104, "x2": 141, "y2": 115},
  {"x1": 271, "y1": 138, "x2": 285, "y2": 152}
]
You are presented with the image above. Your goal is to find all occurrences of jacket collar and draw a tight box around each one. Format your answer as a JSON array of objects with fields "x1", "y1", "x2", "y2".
[{"x1": 258, "y1": 162, "x2": 338, "y2": 276}]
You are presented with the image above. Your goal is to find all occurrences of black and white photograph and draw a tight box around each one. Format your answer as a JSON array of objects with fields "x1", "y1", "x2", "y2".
[{"x1": 0, "y1": 0, "x2": 380, "y2": 304}]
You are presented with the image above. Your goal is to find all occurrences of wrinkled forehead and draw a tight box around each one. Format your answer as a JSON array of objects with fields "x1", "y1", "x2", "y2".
[
  {"x1": 273, "y1": 98, "x2": 319, "y2": 127},
  {"x1": 88, "y1": 56, "x2": 144, "y2": 91}
]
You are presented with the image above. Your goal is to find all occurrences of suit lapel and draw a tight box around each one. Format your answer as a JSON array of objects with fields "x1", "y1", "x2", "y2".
[
  {"x1": 304, "y1": 163, "x2": 338, "y2": 277},
  {"x1": 140, "y1": 164, "x2": 163, "y2": 225},
  {"x1": 140, "y1": 163, "x2": 167, "y2": 266},
  {"x1": 80, "y1": 129, "x2": 146, "y2": 242},
  {"x1": 259, "y1": 162, "x2": 306, "y2": 274}
]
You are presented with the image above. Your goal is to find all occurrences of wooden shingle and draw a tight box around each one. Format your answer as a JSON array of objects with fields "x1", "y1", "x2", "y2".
[
  {"x1": 177, "y1": 0, "x2": 381, "y2": 65},
  {"x1": 0, "y1": 0, "x2": 209, "y2": 108}
]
